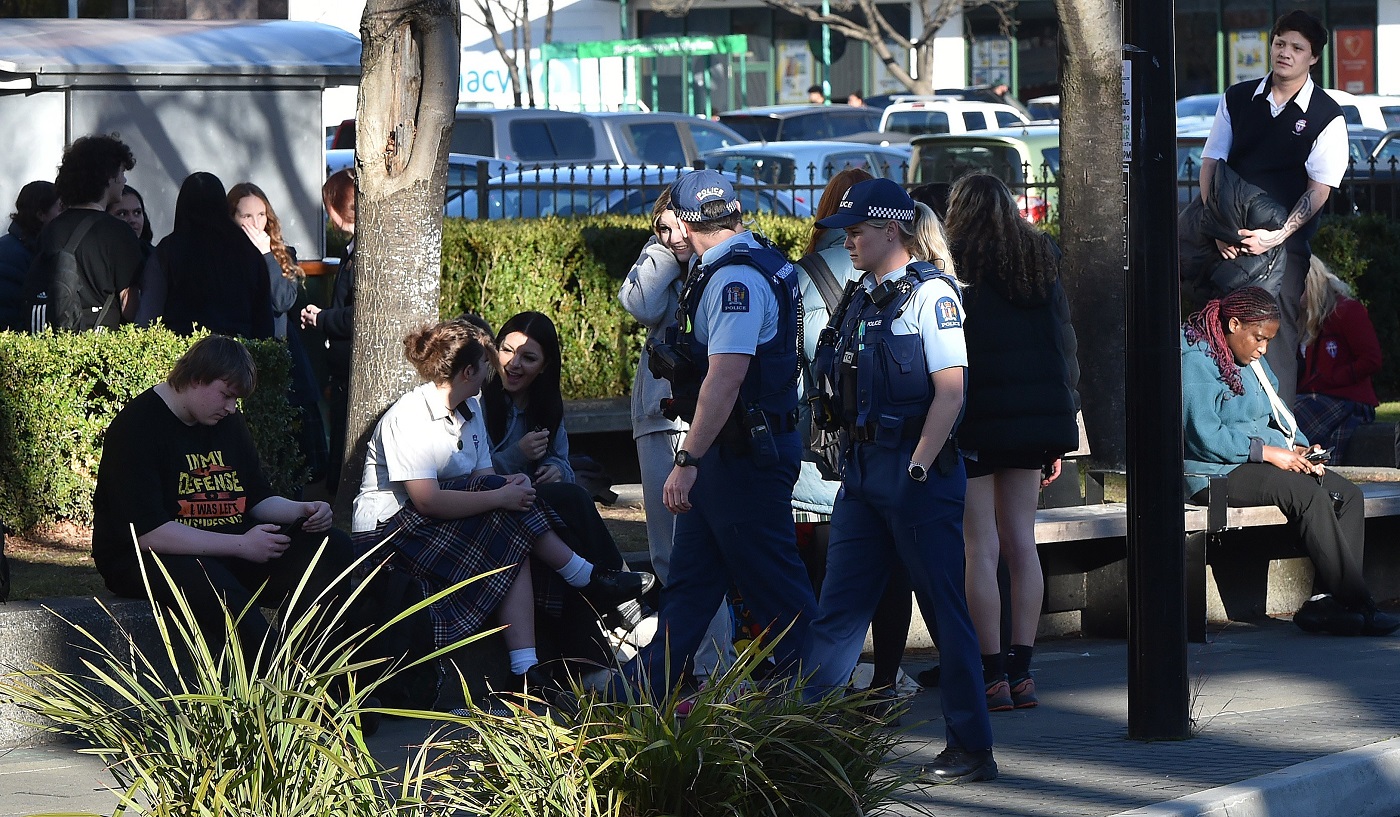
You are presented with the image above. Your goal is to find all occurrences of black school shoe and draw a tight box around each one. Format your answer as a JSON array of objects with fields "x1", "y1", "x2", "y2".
[
  {"x1": 1293, "y1": 594, "x2": 1365, "y2": 636},
  {"x1": 582, "y1": 568, "x2": 656, "y2": 609},
  {"x1": 928, "y1": 747, "x2": 998, "y2": 784},
  {"x1": 1361, "y1": 608, "x2": 1400, "y2": 636}
]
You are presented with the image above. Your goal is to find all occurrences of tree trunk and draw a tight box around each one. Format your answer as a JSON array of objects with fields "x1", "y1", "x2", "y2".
[
  {"x1": 1055, "y1": 0, "x2": 1126, "y2": 469},
  {"x1": 337, "y1": 0, "x2": 460, "y2": 526}
]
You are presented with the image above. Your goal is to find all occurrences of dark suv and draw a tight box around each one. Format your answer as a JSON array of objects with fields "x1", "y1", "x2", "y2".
[{"x1": 330, "y1": 109, "x2": 617, "y2": 165}]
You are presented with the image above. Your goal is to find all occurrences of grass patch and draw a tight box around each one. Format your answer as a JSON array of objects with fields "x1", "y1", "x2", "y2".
[
  {"x1": 5, "y1": 523, "x2": 106, "y2": 600},
  {"x1": 1377, "y1": 401, "x2": 1400, "y2": 424}
]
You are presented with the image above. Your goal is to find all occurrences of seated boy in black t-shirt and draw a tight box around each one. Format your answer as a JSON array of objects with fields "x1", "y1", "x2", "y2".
[{"x1": 92, "y1": 335, "x2": 355, "y2": 659}]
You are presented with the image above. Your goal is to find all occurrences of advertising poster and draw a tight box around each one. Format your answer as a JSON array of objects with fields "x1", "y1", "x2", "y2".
[
  {"x1": 777, "y1": 40, "x2": 814, "y2": 104},
  {"x1": 971, "y1": 37, "x2": 1011, "y2": 87},
  {"x1": 1334, "y1": 28, "x2": 1375, "y2": 94},
  {"x1": 1229, "y1": 30, "x2": 1270, "y2": 84}
]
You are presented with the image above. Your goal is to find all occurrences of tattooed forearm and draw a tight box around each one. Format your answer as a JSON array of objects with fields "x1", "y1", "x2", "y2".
[{"x1": 1262, "y1": 184, "x2": 1329, "y2": 249}]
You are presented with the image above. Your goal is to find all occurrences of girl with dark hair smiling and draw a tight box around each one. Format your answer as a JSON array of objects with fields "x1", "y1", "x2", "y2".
[{"x1": 482, "y1": 311, "x2": 572, "y2": 484}]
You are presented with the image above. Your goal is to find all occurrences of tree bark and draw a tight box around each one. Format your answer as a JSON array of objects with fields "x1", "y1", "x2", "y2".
[
  {"x1": 1055, "y1": 0, "x2": 1126, "y2": 469},
  {"x1": 337, "y1": 0, "x2": 460, "y2": 526}
]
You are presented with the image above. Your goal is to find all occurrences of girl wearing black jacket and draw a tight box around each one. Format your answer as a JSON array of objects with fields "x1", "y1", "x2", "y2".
[{"x1": 946, "y1": 173, "x2": 1080, "y2": 712}]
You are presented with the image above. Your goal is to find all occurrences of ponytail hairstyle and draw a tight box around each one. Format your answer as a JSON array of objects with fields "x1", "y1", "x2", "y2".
[
  {"x1": 228, "y1": 182, "x2": 304, "y2": 282},
  {"x1": 805, "y1": 167, "x2": 874, "y2": 256},
  {"x1": 864, "y1": 204, "x2": 958, "y2": 281},
  {"x1": 403, "y1": 319, "x2": 497, "y2": 386},
  {"x1": 482, "y1": 311, "x2": 564, "y2": 445},
  {"x1": 1299, "y1": 255, "x2": 1352, "y2": 350},
  {"x1": 1183, "y1": 286, "x2": 1281, "y2": 395}
]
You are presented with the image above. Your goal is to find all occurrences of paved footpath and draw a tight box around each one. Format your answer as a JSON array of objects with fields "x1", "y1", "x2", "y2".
[{"x1": 2, "y1": 619, "x2": 1399, "y2": 817}]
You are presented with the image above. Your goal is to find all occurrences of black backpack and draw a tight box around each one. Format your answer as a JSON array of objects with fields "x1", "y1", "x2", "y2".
[{"x1": 22, "y1": 212, "x2": 117, "y2": 332}]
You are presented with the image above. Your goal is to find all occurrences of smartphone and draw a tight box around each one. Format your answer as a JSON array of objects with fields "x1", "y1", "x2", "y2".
[
  {"x1": 277, "y1": 516, "x2": 308, "y2": 538},
  {"x1": 1305, "y1": 448, "x2": 1332, "y2": 463}
]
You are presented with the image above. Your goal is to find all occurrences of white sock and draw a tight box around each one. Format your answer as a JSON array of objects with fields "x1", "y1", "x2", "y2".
[
  {"x1": 509, "y1": 648, "x2": 539, "y2": 676},
  {"x1": 557, "y1": 554, "x2": 594, "y2": 588}
]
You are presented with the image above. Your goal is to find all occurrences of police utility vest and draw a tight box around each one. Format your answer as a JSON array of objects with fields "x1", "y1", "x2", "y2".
[
  {"x1": 668, "y1": 237, "x2": 800, "y2": 427},
  {"x1": 816, "y1": 261, "x2": 960, "y2": 448}
]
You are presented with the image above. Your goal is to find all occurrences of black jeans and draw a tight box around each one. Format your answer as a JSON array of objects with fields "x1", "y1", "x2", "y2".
[
  {"x1": 107, "y1": 528, "x2": 357, "y2": 665},
  {"x1": 1212, "y1": 464, "x2": 1371, "y2": 608}
]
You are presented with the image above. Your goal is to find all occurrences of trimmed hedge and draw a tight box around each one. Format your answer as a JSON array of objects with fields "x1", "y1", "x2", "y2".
[
  {"x1": 0, "y1": 328, "x2": 304, "y2": 530},
  {"x1": 436, "y1": 214, "x2": 811, "y2": 399},
  {"x1": 1314, "y1": 214, "x2": 1400, "y2": 400}
]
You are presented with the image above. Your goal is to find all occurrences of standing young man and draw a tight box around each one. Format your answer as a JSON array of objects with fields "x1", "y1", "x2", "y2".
[
  {"x1": 1199, "y1": 10, "x2": 1348, "y2": 404},
  {"x1": 28, "y1": 134, "x2": 144, "y2": 331},
  {"x1": 615, "y1": 170, "x2": 817, "y2": 698}
]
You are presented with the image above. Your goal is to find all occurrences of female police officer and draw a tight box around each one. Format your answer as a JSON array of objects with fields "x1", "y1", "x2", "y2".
[{"x1": 801, "y1": 178, "x2": 996, "y2": 784}]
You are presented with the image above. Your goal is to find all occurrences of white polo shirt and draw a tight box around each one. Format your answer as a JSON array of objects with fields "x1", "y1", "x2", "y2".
[{"x1": 352, "y1": 383, "x2": 490, "y2": 532}]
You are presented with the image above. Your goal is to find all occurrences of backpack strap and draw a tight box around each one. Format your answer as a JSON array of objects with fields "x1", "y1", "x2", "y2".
[{"x1": 796, "y1": 251, "x2": 843, "y2": 313}]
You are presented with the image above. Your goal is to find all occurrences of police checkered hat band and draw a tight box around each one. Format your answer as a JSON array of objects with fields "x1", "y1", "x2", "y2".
[
  {"x1": 670, "y1": 169, "x2": 740, "y2": 222},
  {"x1": 814, "y1": 178, "x2": 918, "y2": 229}
]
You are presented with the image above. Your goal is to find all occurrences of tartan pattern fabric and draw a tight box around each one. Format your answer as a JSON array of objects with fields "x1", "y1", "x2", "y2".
[
  {"x1": 353, "y1": 474, "x2": 567, "y2": 647},
  {"x1": 1295, "y1": 392, "x2": 1375, "y2": 460}
]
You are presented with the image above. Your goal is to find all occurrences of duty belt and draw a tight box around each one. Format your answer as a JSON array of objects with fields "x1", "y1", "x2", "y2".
[{"x1": 847, "y1": 416, "x2": 925, "y2": 444}]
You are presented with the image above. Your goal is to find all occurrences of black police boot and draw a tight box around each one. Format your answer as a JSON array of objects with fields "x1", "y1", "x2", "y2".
[{"x1": 928, "y1": 746, "x2": 998, "y2": 784}]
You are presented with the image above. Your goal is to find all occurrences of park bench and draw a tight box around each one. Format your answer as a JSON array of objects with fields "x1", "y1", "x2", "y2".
[{"x1": 1033, "y1": 470, "x2": 1400, "y2": 642}]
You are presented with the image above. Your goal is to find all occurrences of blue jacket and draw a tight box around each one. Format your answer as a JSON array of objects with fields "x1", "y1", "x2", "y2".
[
  {"x1": 0, "y1": 222, "x2": 36, "y2": 331},
  {"x1": 1182, "y1": 328, "x2": 1307, "y2": 497}
]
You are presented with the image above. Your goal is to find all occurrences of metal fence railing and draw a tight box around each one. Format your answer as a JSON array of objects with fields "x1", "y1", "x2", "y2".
[{"x1": 441, "y1": 158, "x2": 1400, "y2": 223}]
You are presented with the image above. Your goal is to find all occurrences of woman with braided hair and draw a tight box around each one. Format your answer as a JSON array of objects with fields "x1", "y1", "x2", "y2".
[{"x1": 1182, "y1": 286, "x2": 1399, "y2": 637}]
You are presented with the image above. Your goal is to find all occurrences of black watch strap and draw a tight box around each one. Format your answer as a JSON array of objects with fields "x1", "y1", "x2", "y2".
[{"x1": 675, "y1": 449, "x2": 700, "y2": 468}]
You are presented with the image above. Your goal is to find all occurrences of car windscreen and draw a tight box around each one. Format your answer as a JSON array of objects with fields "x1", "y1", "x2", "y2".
[
  {"x1": 624, "y1": 123, "x2": 687, "y2": 166},
  {"x1": 706, "y1": 154, "x2": 797, "y2": 185},
  {"x1": 914, "y1": 143, "x2": 1026, "y2": 185},
  {"x1": 1175, "y1": 96, "x2": 1220, "y2": 119},
  {"x1": 1383, "y1": 107, "x2": 1400, "y2": 129},
  {"x1": 885, "y1": 110, "x2": 951, "y2": 136},
  {"x1": 1369, "y1": 139, "x2": 1400, "y2": 172},
  {"x1": 719, "y1": 115, "x2": 781, "y2": 142}
]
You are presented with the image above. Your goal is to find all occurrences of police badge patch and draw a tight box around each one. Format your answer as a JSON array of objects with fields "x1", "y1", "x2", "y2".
[
  {"x1": 934, "y1": 296, "x2": 961, "y2": 329},
  {"x1": 721, "y1": 282, "x2": 750, "y2": 312}
]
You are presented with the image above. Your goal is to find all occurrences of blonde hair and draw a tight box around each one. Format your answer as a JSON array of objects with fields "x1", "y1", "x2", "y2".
[
  {"x1": 1300, "y1": 255, "x2": 1353, "y2": 349},
  {"x1": 865, "y1": 203, "x2": 958, "y2": 281}
]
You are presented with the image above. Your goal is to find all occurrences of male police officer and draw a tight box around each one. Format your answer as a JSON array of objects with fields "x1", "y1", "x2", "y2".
[
  {"x1": 619, "y1": 170, "x2": 817, "y2": 698},
  {"x1": 1199, "y1": 10, "x2": 1347, "y2": 404}
]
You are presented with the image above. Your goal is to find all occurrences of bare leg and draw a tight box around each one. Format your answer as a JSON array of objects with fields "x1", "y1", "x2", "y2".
[
  {"x1": 496, "y1": 559, "x2": 537, "y2": 652},
  {"x1": 993, "y1": 469, "x2": 1046, "y2": 647},
  {"x1": 963, "y1": 474, "x2": 1002, "y2": 656}
]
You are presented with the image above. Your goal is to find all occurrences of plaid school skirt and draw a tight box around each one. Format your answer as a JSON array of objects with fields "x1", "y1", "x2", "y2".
[{"x1": 354, "y1": 474, "x2": 567, "y2": 647}]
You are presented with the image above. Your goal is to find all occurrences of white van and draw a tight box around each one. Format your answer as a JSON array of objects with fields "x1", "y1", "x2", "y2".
[{"x1": 879, "y1": 99, "x2": 1030, "y2": 137}]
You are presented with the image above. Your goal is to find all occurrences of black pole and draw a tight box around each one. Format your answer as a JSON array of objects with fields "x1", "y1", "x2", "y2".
[{"x1": 1122, "y1": 0, "x2": 1191, "y2": 740}]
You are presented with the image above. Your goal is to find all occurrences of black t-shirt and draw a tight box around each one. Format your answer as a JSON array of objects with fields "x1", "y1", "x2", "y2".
[
  {"x1": 35, "y1": 208, "x2": 143, "y2": 328},
  {"x1": 92, "y1": 387, "x2": 274, "y2": 583}
]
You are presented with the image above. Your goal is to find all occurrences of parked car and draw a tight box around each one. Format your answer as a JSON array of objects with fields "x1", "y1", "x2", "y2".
[
  {"x1": 1026, "y1": 95, "x2": 1060, "y2": 122},
  {"x1": 327, "y1": 149, "x2": 517, "y2": 187},
  {"x1": 717, "y1": 104, "x2": 882, "y2": 142},
  {"x1": 592, "y1": 112, "x2": 747, "y2": 167},
  {"x1": 332, "y1": 108, "x2": 617, "y2": 165},
  {"x1": 701, "y1": 140, "x2": 911, "y2": 207},
  {"x1": 1322, "y1": 89, "x2": 1400, "y2": 131},
  {"x1": 1176, "y1": 123, "x2": 1386, "y2": 212},
  {"x1": 1176, "y1": 93, "x2": 1221, "y2": 129},
  {"x1": 879, "y1": 99, "x2": 1029, "y2": 136},
  {"x1": 443, "y1": 166, "x2": 810, "y2": 220},
  {"x1": 909, "y1": 124, "x2": 1060, "y2": 222},
  {"x1": 1336, "y1": 128, "x2": 1400, "y2": 216}
]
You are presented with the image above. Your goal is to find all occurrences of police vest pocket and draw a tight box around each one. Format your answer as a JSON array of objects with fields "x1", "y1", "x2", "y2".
[
  {"x1": 874, "y1": 414, "x2": 909, "y2": 448},
  {"x1": 879, "y1": 336, "x2": 930, "y2": 407}
]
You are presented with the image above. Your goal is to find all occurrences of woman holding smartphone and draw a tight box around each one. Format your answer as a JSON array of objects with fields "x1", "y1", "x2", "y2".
[{"x1": 1182, "y1": 286, "x2": 1398, "y2": 638}]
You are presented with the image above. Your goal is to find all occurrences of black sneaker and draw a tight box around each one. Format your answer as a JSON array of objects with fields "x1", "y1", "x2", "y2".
[
  {"x1": 1294, "y1": 594, "x2": 1365, "y2": 636},
  {"x1": 928, "y1": 747, "x2": 997, "y2": 784},
  {"x1": 582, "y1": 568, "x2": 656, "y2": 609}
]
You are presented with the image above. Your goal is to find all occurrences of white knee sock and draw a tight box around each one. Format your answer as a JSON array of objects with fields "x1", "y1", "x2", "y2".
[
  {"x1": 556, "y1": 554, "x2": 594, "y2": 588},
  {"x1": 508, "y1": 647, "x2": 539, "y2": 675}
]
